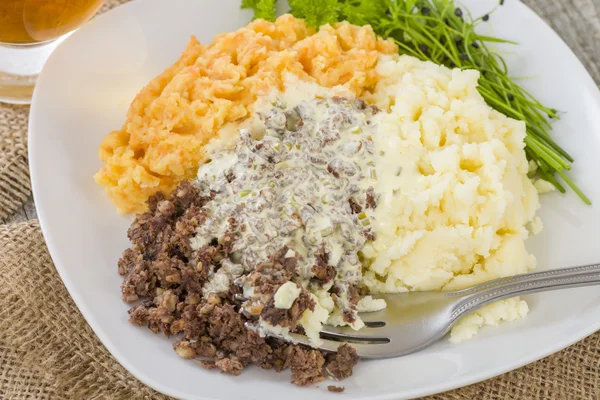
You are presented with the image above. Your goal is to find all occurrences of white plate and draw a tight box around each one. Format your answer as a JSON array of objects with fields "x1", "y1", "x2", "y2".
[{"x1": 29, "y1": 0, "x2": 600, "y2": 399}]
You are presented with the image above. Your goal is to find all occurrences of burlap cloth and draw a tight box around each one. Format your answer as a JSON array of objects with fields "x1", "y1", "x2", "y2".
[
  {"x1": 1, "y1": 0, "x2": 600, "y2": 399},
  {"x1": 0, "y1": 104, "x2": 29, "y2": 219}
]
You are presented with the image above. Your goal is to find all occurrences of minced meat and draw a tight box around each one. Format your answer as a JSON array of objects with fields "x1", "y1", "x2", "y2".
[{"x1": 119, "y1": 180, "x2": 361, "y2": 387}]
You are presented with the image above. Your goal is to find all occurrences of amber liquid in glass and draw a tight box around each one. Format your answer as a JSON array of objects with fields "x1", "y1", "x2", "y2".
[{"x1": 0, "y1": 0, "x2": 104, "y2": 45}]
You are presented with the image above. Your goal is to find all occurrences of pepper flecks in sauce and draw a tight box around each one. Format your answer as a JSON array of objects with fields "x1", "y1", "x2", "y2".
[{"x1": 190, "y1": 95, "x2": 380, "y2": 333}]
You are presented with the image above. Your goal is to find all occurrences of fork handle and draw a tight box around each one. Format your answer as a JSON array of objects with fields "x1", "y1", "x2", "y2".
[
  {"x1": 449, "y1": 264, "x2": 600, "y2": 323},
  {"x1": 450, "y1": 262, "x2": 600, "y2": 296}
]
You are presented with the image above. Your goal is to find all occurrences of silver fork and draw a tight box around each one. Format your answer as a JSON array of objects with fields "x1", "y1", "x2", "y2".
[{"x1": 247, "y1": 263, "x2": 600, "y2": 358}]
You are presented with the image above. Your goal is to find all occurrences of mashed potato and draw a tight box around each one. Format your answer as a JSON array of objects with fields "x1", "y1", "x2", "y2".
[
  {"x1": 94, "y1": 15, "x2": 397, "y2": 214},
  {"x1": 362, "y1": 55, "x2": 540, "y2": 341}
]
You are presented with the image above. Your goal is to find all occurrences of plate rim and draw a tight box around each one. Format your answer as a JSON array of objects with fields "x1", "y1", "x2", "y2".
[{"x1": 28, "y1": 0, "x2": 600, "y2": 399}]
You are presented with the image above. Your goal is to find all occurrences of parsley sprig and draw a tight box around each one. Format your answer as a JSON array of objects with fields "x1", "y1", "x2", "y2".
[{"x1": 241, "y1": 0, "x2": 589, "y2": 204}]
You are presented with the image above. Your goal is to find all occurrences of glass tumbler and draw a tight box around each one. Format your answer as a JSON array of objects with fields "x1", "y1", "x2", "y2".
[{"x1": 0, "y1": 0, "x2": 105, "y2": 104}]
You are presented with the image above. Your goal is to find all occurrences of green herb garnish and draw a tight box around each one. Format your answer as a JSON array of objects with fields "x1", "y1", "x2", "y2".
[
  {"x1": 241, "y1": 0, "x2": 589, "y2": 204},
  {"x1": 241, "y1": 0, "x2": 277, "y2": 20},
  {"x1": 288, "y1": 0, "x2": 340, "y2": 28}
]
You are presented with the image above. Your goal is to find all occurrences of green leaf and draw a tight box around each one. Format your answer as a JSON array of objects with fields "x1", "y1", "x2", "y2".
[
  {"x1": 241, "y1": 0, "x2": 277, "y2": 21},
  {"x1": 288, "y1": 0, "x2": 340, "y2": 28},
  {"x1": 339, "y1": 0, "x2": 388, "y2": 27}
]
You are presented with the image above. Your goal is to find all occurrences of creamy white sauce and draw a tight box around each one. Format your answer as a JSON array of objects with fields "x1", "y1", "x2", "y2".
[{"x1": 189, "y1": 89, "x2": 382, "y2": 338}]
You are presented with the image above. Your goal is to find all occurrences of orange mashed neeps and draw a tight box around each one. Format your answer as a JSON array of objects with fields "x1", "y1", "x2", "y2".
[{"x1": 94, "y1": 14, "x2": 397, "y2": 214}]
